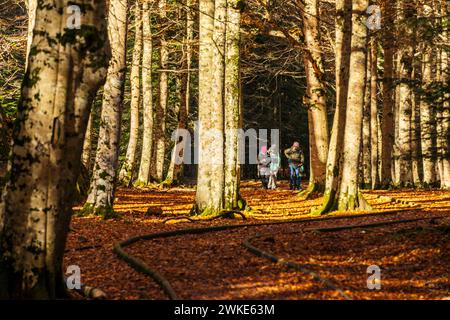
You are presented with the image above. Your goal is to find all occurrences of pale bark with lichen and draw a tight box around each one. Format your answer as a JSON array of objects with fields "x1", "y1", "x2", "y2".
[
  {"x1": 0, "y1": 0, "x2": 109, "y2": 298},
  {"x1": 83, "y1": 0, "x2": 128, "y2": 216}
]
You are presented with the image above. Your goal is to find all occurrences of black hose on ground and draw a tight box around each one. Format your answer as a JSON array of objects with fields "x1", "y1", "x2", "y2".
[{"x1": 113, "y1": 206, "x2": 448, "y2": 300}]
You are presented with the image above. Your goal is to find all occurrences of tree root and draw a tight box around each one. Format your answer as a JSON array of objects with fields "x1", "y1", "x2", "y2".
[
  {"x1": 298, "y1": 183, "x2": 323, "y2": 200},
  {"x1": 163, "y1": 211, "x2": 247, "y2": 224}
]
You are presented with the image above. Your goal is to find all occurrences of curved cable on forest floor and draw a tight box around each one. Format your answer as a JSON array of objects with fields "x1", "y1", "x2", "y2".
[
  {"x1": 243, "y1": 215, "x2": 449, "y2": 300},
  {"x1": 112, "y1": 208, "x2": 448, "y2": 300}
]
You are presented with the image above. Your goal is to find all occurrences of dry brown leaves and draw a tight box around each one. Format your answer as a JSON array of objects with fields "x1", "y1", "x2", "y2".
[{"x1": 66, "y1": 181, "x2": 450, "y2": 300}]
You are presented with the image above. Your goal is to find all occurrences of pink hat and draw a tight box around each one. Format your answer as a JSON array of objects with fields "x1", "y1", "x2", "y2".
[{"x1": 261, "y1": 145, "x2": 268, "y2": 153}]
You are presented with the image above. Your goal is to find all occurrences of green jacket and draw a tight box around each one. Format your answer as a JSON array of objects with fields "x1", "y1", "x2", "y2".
[{"x1": 284, "y1": 147, "x2": 304, "y2": 166}]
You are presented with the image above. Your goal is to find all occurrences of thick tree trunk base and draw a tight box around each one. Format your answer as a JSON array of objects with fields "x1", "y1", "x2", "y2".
[
  {"x1": 298, "y1": 182, "x2": 324, "y2": 200},
  {"x1": 190, "y1": 197, "x2": 247, "y2": 217},
  {"x1": 312, "y1": 191, "x2": 372, "y2": 215},
  {"x1": 79, "y1": 203, "x2": 116, "y2": 219}
]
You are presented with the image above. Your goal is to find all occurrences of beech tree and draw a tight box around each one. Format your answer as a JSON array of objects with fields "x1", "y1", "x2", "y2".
[
  {"x1": 195, "y1": 0, "x2": 244, "y2": 214},
  {"x1": 165, "y1": 0, "x2": 195, "y2": 186},
  {"x1": 299, "y1": 0, "x2": 329, "y2": 196},
  {"x1": 119, "y1": 2, "x2": 143, "y2": 186},
  {"x1": 83, "y1": 0, "x2": 128, "y2": 216},
  {"x1": 0, "y1": 0, "x2": 109, "y2": 298},
  {"x1": 136, "y1": 0, "x2": 155, "y2": 186},
  {"x1": 154, "y1": 0, "x2": 169, "y2": 182},
  {"x1": 315, "y1": 0, "x2": 371, "y2": 213}
]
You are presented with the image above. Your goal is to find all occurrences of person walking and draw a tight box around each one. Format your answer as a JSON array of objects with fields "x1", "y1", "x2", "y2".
[
  {"x1": 257, "y1": 145, "x2": 271, "y2": 189},
  {"x1": 284, "y1": 141, "x2": 305, "y2": 190},
  {"x1": 268, "y1": 144, "x2": 281, "y2": 189}
]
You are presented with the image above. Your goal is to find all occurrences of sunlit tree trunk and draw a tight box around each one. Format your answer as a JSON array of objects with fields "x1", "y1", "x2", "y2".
[
  {"x1": 396, "y1": 3, "x2": 415, "y2": 186},
  {"x1": 314, "y1": 0, "x2": 351, "y2": 214},
  {"x1": 224, "y1": 0, "x2": 242, "y2": 210},
  {"x1": 438, "y1": 1, "x2": 450, "y2": 189},
  {"x1": 154, "y1": 0, "x2": 168, "y2": 181},
  {"x1": 420, "y1": 46, "x2": 437, "y2": 187},
  {"x1": 136, "y1": 0, "x2": 154, "y2": 186},
  {"x1": 25, "y1": 0, "x2": 37, "y2": 70},
  {"x1": 84, "y1": 0, "x2": 128, "y2": 216},
  {"x1": 0, "y1": 0, "x2": 109, "y2": 299},
  {"x1": 380, "y1": 0, "x2": 396, "y2": 188},
  {"x1": 337, "y1": 0, "x2": 370, "y2": 210},
  {"x1": 81, "y1": 112, "x2": 93, "y2": 170},
  {"x1": 301, "y1": 0, "x2": 329, "y2": 195},
  {"x1": 119, "y1": 2, "x2": 142, "y2": 186},
  {"x1": 195, "y1": 0, "x2": 225, "y2": 215}
]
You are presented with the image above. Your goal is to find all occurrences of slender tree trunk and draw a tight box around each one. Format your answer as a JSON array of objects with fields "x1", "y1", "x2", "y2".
[
  {"x1": 83, "y1": 0, "x2": 128, "y2": 216},
  {"x1": 396, "y1": 3, "x2": 415, "y2": 186},
  {"x1": 0, "y1": 0, "x2": 109, "y2": 299},
  {"x1": 420, "y1": 46, "x2": 437, "y2": 186},
  {"x1": 165, "y1": 0, "x2": 194, "y2": 186},
  {"x1": 25, "y1": 0, "x2": 37, "y2": 70},
  {"x1": 314, "y1": 0, "x2": 351, "y2": 214},
  {"x1": 136, "y1": 0, "x2": 154, "y2": 186},
  {"x1": 438, "y1": 0, "x2": 450, "y2": 188},
  {"x1": 362, "y1": 56, "x2": 372, "y2": 188},
  {"x1": 195, "y1": 0, "x2": 225, "y2": 215},
  {"x1": 337, "y1": 0, "x2": 370, "y2": 210},
  {"x1": 301, "y1": 0, "x2": 329, "y2": 195},
  {"x1": 119, "y1": 2, "x2": 143, "y2": 186},
  {"x1": 81, "y1": 111, "x2": 93, "y2": 170},
  {"x1": 380, "y1": 0, "x2": 396, "y2": 188},
  {"x1": 154, "y1": 0, "x2": 168, "y2": 181},
  {"x1": 411, "y1": 63, "x2": 423, "y2": 186},
  {"x1": 224, "y1": 0, "x2": 242, "y2": 210},
  {"x1": 370, "y1": 38, "x2": 380, "y2": 188}
]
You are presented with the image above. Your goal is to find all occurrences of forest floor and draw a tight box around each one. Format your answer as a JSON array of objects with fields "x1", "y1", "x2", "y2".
[{"x1": 67, "y1": 181, "x2": 450, "y2": 300}]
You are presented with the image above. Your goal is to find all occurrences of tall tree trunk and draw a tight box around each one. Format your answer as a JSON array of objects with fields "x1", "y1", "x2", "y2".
[
  {"x1": 337, "y1": 0, "x2": 370, "y2": 210},
  {"x1": 25, "y1": 0, "x2": 37, "y2": 70},
  {"x1": 154, "y1": 0, "x2": 168, "y2": 181},
  {"x1": 314, "y1": 0, "x2": 351, "y2": 214},
  {"x1": 81, "y1": 111, "x2": 93, "y2": 170},
  {"x1": 136, "y1": 0, "x2": 154, "y2": 186},
  {"x1": 438, "y1": 0, "x2": 450, "y2": 189},
  {"x1": 362, "y1": 55, "x2": 372, "y2": 188},
  {"x1": 380, "y1": 0, "x2": 396, "y2": 188},
  {"x1": 83, "y1": 0, "x2": 128, "y2": 216},
  {"x1": 195, "y1": 0, "x2": 225, "y2": 215},
  {"x1": 420, "y1": 46, "x2": 437, "y2": 186},
  {"x1": 165, "y1": 0, "x2": 194, "y2": 186},
  {"x1": 0, "y1": 0, "x2": 109, "y2": 299},
  {"x1": 370, "y1": 38, "x2": 380, "y2": 188},
  {"x1": 396, "y1": 3, "x2": 415, "y2": 186},
  {"x1": 119, "y1": 1, "x2": 143, "y2": 186},
  {"x1": 301, "y1": 0, "x2": 329, "y2": 195},
  {"x1": 224, "y1": 0, "x2": 242, "y2": 210}
]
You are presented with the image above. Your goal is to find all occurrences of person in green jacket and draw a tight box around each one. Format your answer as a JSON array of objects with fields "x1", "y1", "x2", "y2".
[{"x1": 284, "y1": 141, "x2": 305, "y2": 190}]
